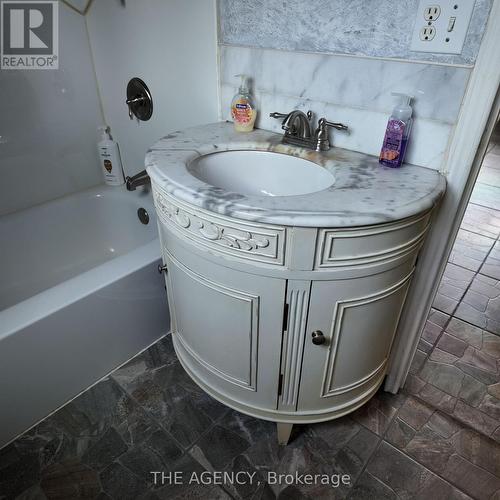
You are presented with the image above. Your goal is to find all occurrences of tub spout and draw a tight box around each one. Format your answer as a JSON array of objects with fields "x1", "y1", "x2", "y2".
[{"x1": 126, "y1": 170, "x2": 150, "y2": 191}]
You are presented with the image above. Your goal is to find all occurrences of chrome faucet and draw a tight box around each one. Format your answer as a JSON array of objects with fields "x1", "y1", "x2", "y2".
[
  {"x1": 271, "y1": 110, "x2": 314, "y2": 139},
  {"x1": 270, "y1": 110, "x2": 348, "y2": 151},
  {"x1": 126, "y1": 169, "x2": 150, "y2": 191}
]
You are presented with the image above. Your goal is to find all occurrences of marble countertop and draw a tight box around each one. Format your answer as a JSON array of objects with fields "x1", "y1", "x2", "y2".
[{"x1": 146, "y1": 122, "x2": 446, "y2": 227}]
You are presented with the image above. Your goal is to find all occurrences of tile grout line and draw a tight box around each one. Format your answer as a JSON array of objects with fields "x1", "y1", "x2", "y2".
[
  {"x1": 410, "y1": 198, "x2": 500, "y2": 442},
  {"x1": 425, "y1": 228, "x2": 500, "y2": 357},
  {"x1": 382, "y1": 396, "x2": 500, "y2": 495},
  {"x1": 106, "y1": 380, "x2": 237, "y2": 499},
  {"x1": 104, "y1": 346, "x2": 238, "y2": 480},
  {"x1": 345, "y1": 406, "x2": 397, "y2": 498},
  {"x1": 409, "y1": 371, "x2": 500, "y2": 443},
  {"x1": 106, "y1": 376, "x2": 189, "y2": 461},
  {"x1": 346, "y1": 394, "x2": 476, "y2": 500},
  {"x1": 107, "y1": 341, "x2": 250, "y2": 499}
]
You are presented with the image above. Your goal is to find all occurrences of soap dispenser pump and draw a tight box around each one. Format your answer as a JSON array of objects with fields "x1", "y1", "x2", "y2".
[
  {"x1": 379, "y1": 93, "x2": 413, "y2": 168},
  {"x1": 230, "y1": 74, "x2": 257, "y2": 132}
]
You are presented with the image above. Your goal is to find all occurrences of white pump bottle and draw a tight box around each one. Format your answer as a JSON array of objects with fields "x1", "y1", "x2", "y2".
[{"x1": 97, "y1": 126, "x2": 125, "y2": 186}]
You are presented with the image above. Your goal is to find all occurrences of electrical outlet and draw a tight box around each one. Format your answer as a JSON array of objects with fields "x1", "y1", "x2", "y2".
[
  {"x1": 410, "y1": 0, "x2": 475, "y2": 54},
  {"x1": 420, "y1": 26, "x2": 436, "y2": 40},
  {"x1": 424, "y1": 5, "x2": 441, "y2": 21}
]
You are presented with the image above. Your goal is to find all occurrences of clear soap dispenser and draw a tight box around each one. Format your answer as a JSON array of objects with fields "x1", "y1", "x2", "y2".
[
  {"x1": 379, "y1": 93, "x2": 413, "y2": 168},
  {"x1": 230, "y1": 74, "x2": 257, "y2": 132}
]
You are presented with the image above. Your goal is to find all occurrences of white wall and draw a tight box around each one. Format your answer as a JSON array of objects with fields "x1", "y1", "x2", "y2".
[
  {"x1": 0, "y1": 2, "x2": 103, "y2": 216},
  {"x1": 85, "y1": 0, "x2": 219, "y2": 178}
]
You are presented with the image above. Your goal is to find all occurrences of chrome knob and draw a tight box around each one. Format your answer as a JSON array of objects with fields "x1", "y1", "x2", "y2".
[
  {"x1": 311, "y1": 330, "x2": 326, "y2": 345},
  {"x1": 158, "y1": 264, "x2": 168, "y2": 274}
]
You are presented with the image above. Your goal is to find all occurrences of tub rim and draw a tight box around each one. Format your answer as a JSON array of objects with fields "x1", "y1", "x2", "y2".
[{"x1": 0, "y1": 238, "x2": 161, "y2": 340}]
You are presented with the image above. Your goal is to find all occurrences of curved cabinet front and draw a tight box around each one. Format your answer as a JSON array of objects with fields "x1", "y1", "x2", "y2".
[
  {"x1": 296, "y1": 263, "x2": 413, "y2": 416},
  {"x1": 164, "y1": 247, "x2": 286, "y2": 411},
  {"x1": 154, "y1": 185, "x2": 431, "y2": 424}
]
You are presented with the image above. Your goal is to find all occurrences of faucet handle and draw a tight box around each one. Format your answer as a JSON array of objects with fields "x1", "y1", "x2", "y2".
[
  {"x1": 269, "y1": 112, "x2": 289, "y2": 119},
  {"x1": 319, "y1": 118, "x2": 348, "y2": 131},
  {"x1": 270, "y1": 110, "x2": 314, "y2": 121},
  {"x1": 315, "y1": 118, "x2": 348, "y2": 151}
]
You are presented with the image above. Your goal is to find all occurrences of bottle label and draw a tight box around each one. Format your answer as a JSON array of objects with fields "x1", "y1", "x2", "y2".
[
  {"x1": 104, "y1": 159, "x2": 113, "y2": 173},
  {"x1": 379, "y1": 119, "x2": 405, "y2": 167},
  {"x1": 231, "y1": 98, "x2": 253, "y2": 124}
]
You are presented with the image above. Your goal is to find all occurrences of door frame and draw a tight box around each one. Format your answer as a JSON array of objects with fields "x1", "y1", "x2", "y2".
[{"x1": 385, "y1": 1, "x2": 500, "y2": 392}]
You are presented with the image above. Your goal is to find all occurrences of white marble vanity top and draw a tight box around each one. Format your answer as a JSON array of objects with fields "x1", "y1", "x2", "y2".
[{"x1": 146, "y1": 122, "x2": 446, "y2": 227}]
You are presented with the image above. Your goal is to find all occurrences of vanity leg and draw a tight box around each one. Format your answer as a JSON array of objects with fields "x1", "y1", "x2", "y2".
[{"x1": 276, "y1": 422, "x2": 293, "y2": 446}]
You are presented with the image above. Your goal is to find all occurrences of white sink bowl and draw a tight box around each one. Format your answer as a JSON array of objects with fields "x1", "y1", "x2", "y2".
[{"x1": 188, "y1": 150, "x2": 334, "y2": 197}]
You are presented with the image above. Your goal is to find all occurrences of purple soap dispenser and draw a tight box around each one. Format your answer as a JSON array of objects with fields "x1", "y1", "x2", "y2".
[{"x1": 379, "y1": 93, "x2": 413, "y2": 168}]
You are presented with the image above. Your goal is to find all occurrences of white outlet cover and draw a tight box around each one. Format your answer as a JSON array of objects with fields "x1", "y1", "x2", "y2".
[{"x1": 410, "y1": 0, "x2": 475, "y2": 54}]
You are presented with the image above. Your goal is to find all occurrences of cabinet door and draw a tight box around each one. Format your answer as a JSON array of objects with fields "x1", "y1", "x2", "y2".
[
  {"x1": 297, "y1": 263, "x2": 413, "y2": 413},
  {"x1": 164, "y1": 248, "x2": 286, "y2": 412}
]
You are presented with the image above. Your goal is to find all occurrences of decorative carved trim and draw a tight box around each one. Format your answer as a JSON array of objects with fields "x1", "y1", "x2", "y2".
[
  {"x1": 280, "y1": 286, "x2": 310, "y2": 409},
  {"x1": 315, "y1": 211, "x2": 431, "y2": 269},
  {"x1": 321, "y1": 271, "x2": 414, "y2": 398},
  {"x1": 197, "y1": 220, "x2": 270, "y2": 251},
  {"x1": 153, "y1": 186, "x2": 286, "y2": 266},
  {"x1": 166, "y1": 250, "x2": 259, "y2": 392}
]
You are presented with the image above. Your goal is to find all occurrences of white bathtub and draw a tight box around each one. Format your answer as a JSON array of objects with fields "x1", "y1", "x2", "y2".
[{"x1": 0, "y1": 185, "x2": 169, "y2": 448}]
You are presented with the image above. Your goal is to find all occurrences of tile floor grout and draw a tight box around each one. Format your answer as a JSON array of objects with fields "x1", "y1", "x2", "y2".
[
  {"x1": 108, "y1": 375, "x2": 187, "y2": 453},
  {"x1": 109, "y1": 354, "x2": 267, "y2": 499},
  {"x1": 367, "y1": 404, "x2": 483, "y2": 499},
  {"x1": 386, "y1": 406, "x2": 498, "y2": 498},
  {"x1": 433, "y1": 214, "x2": 500, "y2": 336},
  {"x1": 434, "y1": 233, "x2": 498, "y2": 331},
  {"x1": 345, "y1": 382, "x2": 496, "y2": 500},
  {"x1": 409, "y1": 141, "x2": 500, "y2": 456},
  {"x1": 345, "y1": 393, "x2": 409, "y2": 499},
  {"x1": 415, "y1": 274, "x2": 500, "y2": 439}
]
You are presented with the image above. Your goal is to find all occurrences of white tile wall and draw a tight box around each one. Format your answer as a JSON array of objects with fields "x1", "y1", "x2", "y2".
[
  {"x1": 86, "y1": 0, "x2": 219, "y2": 178},
  {"x1": 0, "y1": 3, "x2": 103, "y2": 216}
]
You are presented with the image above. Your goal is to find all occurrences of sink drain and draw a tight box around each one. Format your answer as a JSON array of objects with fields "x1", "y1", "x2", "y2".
[{"x1": 137, "y1": 207, "x2": 149, "y2": 224}]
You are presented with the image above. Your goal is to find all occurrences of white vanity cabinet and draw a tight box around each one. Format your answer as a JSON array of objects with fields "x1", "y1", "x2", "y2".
[{"x1": 153, "y1": 185, "x2": 432, "y2": 437}]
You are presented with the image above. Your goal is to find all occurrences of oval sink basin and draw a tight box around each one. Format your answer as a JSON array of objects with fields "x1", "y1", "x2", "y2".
[{"x1": 188, "y1": 150, "x2": 334, "y2": 197}]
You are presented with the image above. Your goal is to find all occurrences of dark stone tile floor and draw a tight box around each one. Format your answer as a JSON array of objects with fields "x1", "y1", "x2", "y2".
[
  {"x1": 1, "y1": 333, "x2": 489, "y2": 500},
  {"x1": 416, "y1": 142, "x2": 500, "y2": 435},
  {"x1": 2, "y1": 136, "x2": 500, "y2": 500}
]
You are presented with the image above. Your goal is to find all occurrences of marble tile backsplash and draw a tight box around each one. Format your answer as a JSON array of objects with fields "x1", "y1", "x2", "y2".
[
  {"x1": 219, "y1": 45, "x2": 471, "y2": 169},
  {"x1": 220, "y1": 46, "x2": 470, "y2": 125},
  {"x1": 218, "y1": 0, "x2": 493, "y2": 66}
]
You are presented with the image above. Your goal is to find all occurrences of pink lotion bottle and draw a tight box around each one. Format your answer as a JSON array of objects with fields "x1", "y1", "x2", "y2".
[{"x1": 379, "y1": 93, "x2": 413, "y2": 168}]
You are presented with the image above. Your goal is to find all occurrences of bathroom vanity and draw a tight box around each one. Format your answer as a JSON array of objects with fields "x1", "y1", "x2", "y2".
[{"x1": 147, "y1": 122, "x2": 446, "y2": 444}]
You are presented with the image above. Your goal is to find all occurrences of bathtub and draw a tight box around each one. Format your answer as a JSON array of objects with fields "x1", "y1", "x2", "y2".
[{"x1": 0, "y1": 185, "x2": 169, "y2": 448}]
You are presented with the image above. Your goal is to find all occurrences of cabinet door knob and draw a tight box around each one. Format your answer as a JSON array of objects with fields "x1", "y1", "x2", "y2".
[
  {"x1": 158, "y1": 264, "x2": 168, "y2": 274},
  {"x1": 311, "y1": 330, "x2": 326, "y2": 345}
]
